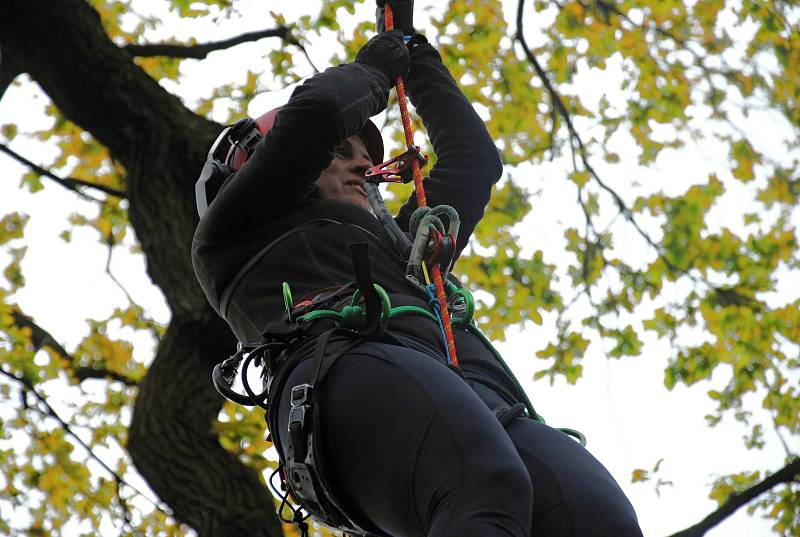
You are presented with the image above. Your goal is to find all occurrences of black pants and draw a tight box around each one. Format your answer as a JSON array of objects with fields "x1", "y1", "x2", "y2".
[{"x1": 275, "y1": 339, "x2": 644, "y2": 537}]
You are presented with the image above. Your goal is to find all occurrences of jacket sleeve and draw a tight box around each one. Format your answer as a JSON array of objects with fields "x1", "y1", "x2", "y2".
[
  {"x1": 394, "y1": 40, "x2": 503, "y2": 260},
  {"x1": 197, "y1": 61, "x2": 392, "y2": 242}
]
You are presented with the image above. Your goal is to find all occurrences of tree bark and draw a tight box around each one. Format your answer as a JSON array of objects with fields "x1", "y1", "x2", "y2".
[
  {"x1": 0, "y1": 1, "x2": 283, "y2": 535},
  {"x1": 129, "y1": 313, "x2": 282, "y2": 536}
]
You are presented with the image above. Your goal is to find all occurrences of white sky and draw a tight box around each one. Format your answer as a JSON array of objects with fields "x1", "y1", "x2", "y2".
[{"x1": 0, "y1": 1, "x2": 797, "y2": 536}]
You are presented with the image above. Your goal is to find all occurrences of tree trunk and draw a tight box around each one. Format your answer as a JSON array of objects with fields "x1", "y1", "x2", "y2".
[
  {"x1": 0, "y1": 1, "x2": 283, "y2": 534},
  {"x1": 129, "y1": 313, "x2": 282, "y2": 536}
]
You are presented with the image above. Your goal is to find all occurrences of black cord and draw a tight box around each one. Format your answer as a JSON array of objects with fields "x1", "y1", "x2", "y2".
[
  {"x1": 240, "y1": 351, "x2": 270, "y2": 409},
  {"x1": 212, "y1": 342, "x2": 285, "y2": 406},
  {"x1": 212, "y1": 362, "x2": 256, "y2": 405}
]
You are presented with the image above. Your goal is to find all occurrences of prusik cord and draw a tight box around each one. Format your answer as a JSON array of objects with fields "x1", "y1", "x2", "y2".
[{"x1": 385, "y1": 5, "x2": 460, "y2": 367}]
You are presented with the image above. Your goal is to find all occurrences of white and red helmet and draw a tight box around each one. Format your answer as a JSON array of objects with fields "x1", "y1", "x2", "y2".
[{"x1": 195, "y1": 108, "x2": 384, "y2": 218}]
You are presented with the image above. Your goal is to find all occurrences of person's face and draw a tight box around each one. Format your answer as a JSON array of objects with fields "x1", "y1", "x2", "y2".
[{"x1": 314, "y1": 135, "x2": 373, "y2": 210}]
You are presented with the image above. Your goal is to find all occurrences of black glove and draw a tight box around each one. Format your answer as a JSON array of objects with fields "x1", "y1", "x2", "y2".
[
  {"x1": 376, "y1": 0, "x2": 415, "y2": 35},
  {"x1": 355, "y1": 30, "x2": 410, "y2": 82}
]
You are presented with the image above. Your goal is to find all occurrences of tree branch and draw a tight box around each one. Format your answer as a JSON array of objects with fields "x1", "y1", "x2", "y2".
[
  {"x1": 0, "y1": 142, "x2": 126, "y2": 199},
  {"x1": 667, "y1": 458, "x2": 800, "y2": 537},
  {"x1": 104, "y1": 238, "x2": 136, "y2": 305},
  {"x1": 0, "y1": 44, "x2": 21, "y2": 100},
  {"x1": 124, "y1": 27, "x2": 290, "y2": 59},
  {"x1": 515, "y1": 0, "x2": 664, "y2": 261},
  {"x1": 125, "y1": 25, "x2": 320, "y2": 74},
  {"x1": 0, "y1": 366, "x2": 167, "y2": 514},
  {"x1": 10, "y1": 310, "x2": 138, "y2": 387},
  {"x1": 515, "y1": 0, "x2": 763, "y2": 314}
]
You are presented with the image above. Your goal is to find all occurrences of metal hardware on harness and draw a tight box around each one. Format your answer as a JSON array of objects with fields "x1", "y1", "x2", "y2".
[
  {"x1": 227, "y1": 118, "x2": 261, "y2": 153},
  {"x1": 406, "y1": 205, "x2": 461, "y2": 286},
  {"x1": 288, "y1": 384, "x2": 313, "y2": 465},
  {"x1": 364, "y1": 145, "x2": 428, "y2": 184}
]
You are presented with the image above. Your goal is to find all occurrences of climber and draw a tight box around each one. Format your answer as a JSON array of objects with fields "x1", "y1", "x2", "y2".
[{"x1": 191, "y1": 2, "x2": 644, "y2": 536}]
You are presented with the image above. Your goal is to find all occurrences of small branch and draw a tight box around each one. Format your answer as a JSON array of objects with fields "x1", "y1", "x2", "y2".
[
  {"x1": 124, "y1": 27, "x2": 290, "y2": 60},
  {"x1": 10, "y1": 310, "x2": 138, "y2": 387},
  {"x1": 72, "y1": 367, "x2": 139, "y2": 387},
  {"x1": 11, "y1": 310, "x2": 71, "y2": 357},
  {"x1": 516, "y1": 0, "x2": 691, "y2": 277},
  {"x1": 547, "y1": 104, "x2": 558, "y2": 161},
  {"x1": 102, "y1": 241, "x2": 165, "y2": 343},
  {"x1": 774, "y1": 425, "x2": 794, "y2": 458},
  {"x1": 105, "y1": 238, "x2": 136, "y2": 305},
  {"x1": 0, "y1": 142, "x2": 125, "y2": 199},
  {"x1": 124, "y1": 25, "x2": 320, "y2": 75},
  {"x1": 285, "y1": 35, "x2": 320, "y2": 74},
  {"x1": 516, "y1": 1, "x2": 765, "y2": 314},
  {"x1": 667, "y1": 458, "x2": 800, "y2": 537},
  {"x1": 516, "y1": 1, "x2": 666, "y2": 251},
  {"x1": 0, "y1": 367, "x2": 167, "y2": 514}
]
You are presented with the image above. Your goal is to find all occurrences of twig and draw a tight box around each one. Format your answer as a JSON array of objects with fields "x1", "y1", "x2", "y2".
[
  {"x1": 0, "y1": 367, "x2": 166, "y2": 513},
  {"x1": 0, "y1": 142, "x2": 125, "y2": 199},
  {"x1": 667, "y1": 458, "x2": 800, "y2": 537},
  {"x1": 774, "y1": 425, "x2": 793, "y2": 458},
  {"x1": 285, "y1": 35, "x2": 320, "y2": 74},
  {"x1": 10, "y1": 310, "x2": 138, "y2": 387},
  {"x1": 104, "y1": 239, "x2": 136, "y2": 305},
  {"x1": 124, "y1": 25, "x2": 319, "y2": 74}
]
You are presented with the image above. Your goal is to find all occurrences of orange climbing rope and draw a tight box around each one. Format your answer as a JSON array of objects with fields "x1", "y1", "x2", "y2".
[{"x1": 385, "y1": 5, "x2": 459, "y2": 367}]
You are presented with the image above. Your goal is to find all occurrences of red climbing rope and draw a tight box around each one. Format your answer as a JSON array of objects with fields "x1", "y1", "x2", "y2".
[{"x1": 385, "y1": 5, "x2": 459, "y2": 367}]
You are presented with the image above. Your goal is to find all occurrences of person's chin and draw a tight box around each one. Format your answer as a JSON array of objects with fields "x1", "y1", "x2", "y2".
[{"x1": 346, "y1": 193, "x2": 370, "y2": 210}]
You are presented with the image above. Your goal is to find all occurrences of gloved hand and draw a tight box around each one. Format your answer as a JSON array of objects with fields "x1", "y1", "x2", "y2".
[
  {"x1": 376, "y1": 0, "x2": 415, "y2": 35},
  {"x1": 355, "y1": 29, "x2": 410, "y2": 82}
]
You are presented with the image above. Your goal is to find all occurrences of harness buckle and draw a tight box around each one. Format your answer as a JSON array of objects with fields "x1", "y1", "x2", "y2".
[{"x1": 289, "y1": 385, "x2": 312, "y2": 428}]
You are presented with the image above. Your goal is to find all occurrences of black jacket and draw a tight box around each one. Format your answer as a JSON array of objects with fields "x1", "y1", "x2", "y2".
[{"x1": 192, "y1": 42, "x2": 522, "y2": 403}]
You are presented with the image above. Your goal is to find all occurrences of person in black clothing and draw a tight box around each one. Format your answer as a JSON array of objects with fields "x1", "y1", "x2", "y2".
[{"x1": 192, "y1": 25, "x2": 643, "y2": 537}]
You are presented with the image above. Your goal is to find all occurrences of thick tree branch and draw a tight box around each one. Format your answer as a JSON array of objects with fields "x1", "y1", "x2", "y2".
[
  {"x1": 0, "y1": 45, "x2": 21, "y2": 100},
  {"x1": 128, "y1": 314, "x2": 282, "y2": 537},
  {"x1": 10, "y1": 310, "x2": 139, "y2": 387},
  {"x1": 667, "y1": 458, "x2": 800, "y2": 537},
  {"x1": 0, "y1": 142, "x2": 125, "y2": 199},
  {"x1": 124, "y1": 27, "x2": 290, "y2": 59}
]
